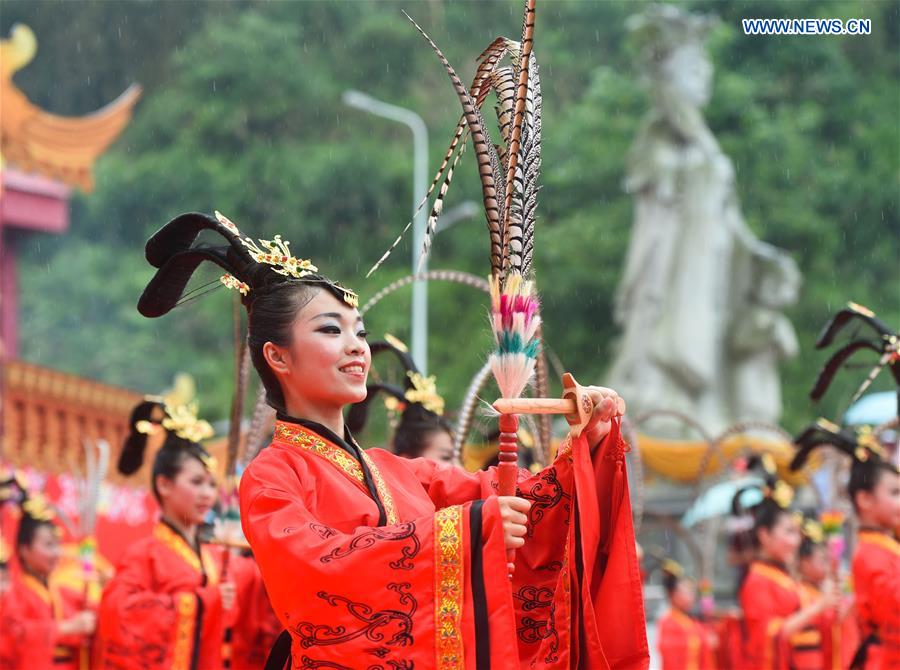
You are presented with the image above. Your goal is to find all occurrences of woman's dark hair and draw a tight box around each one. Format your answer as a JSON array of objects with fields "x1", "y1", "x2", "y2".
[
  {"x1": 245, "y1": 278, "x2": 321, "y2": 412},
  {"x1": 798, "y1": 535, "x2": 821, "y2": 560},
  {"x1": 732, "y1": 479, "x2": 792, "y2": 550},
  {"x1": 847, "y1": 459, "x2": 893, "y2": 511},
  {"x1": 662, "y1": 570, "x2": 680, "y2": 596},
  {"x1": 149, "y1": 435, "x2": 213, "y2": 504},
  {"x1": 393, "y1": 404, "x2": 453, "y2": 459},
  {"x1": 15, "y1": 514, "x2": 55, "y2": 550},
  {"x1": 791, "y1": 419, "x2": 898, "y2": 512},
  {"x1": 137, "y1": 212, "x2": 356, "y2": 415},
  {"x1": 119, "y1": 400, "x2": 213, "y2": 503}
]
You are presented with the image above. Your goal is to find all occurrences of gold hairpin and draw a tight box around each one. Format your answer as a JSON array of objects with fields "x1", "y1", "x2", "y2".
[
  {"x1": 215, "y1": 211, "x2": 358, "y2": 308},
  {"x1": 661, "y1": 559, "x2": 684, "y2": 578},
  {"x1": 405, "y1": 372, "x2": 445, "y2": 415},
  {"x1": 802, "y1": 519, "x2": 824, "y2": 544}
]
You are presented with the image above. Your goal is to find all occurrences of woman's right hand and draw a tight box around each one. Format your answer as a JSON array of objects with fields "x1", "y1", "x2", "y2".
[
  {"x1": 59, "y1": 610, "x2": 97, "y2": 636},
  {"x1": 498, "y1": 496, "x2": 531, "y2": 551}
]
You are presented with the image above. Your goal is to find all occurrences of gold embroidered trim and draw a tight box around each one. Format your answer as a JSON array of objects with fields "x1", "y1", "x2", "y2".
[
  {"x1": 670, "y1": 610, "x2": 701, "y2": 670},
  {"x1": 361, "y1": 451, "x2": 398, "y2": 524},
  {"x1": 764, "y1": 616, "x2": 785, "y2": 670},
  {"x1": 858, "y1": 531, "x2": 900, "y2": 558},
  {"x1": 172, "y1": 592, "x2": 198, "y2": 670},
  {"x1": 749, "y1": 562, "x2": 799, "y2": 595},
  {"x1": 274, "y1": 422, "x2": 366, "y2": 487},
  {"x1": 434, "y1": 505, "x2": 464, "y2": 669},
  {"x1": 21, "y1": 574, "x2": 63, "y2": 620},
  {"x1": 154, "y1": 523, "x2": 202, "y2": 573}
]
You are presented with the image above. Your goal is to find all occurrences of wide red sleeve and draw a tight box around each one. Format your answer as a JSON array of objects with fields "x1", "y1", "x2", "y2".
[
  {"x1": 575, "y1": 421, "x2": 649, "y2": 670},
  {"x1": 239, "y1": 455, "x2": 520, "y2": 667},
  {"x1": 93, "y1": 543, "x2": 224, "y2": 670}
]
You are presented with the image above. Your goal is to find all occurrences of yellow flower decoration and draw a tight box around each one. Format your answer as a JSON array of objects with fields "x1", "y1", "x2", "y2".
[
  {"x1": 215, "y1": 210, "x2": 358, "y2": 308},
  {"x1": 161, "y1": 401, "x2": 215, "y2": 444},
  {"x1": 764, "y1": 479, "x2": 795, "y2": 509},
  {"x1": 22, "y1": 493, "x2": 54, "y2": 522},
  {"x1": 405, "y1": 372, "x2": 445, "y2": 415},
  {"x1": 661, "y1": 559, "x2": 684, "y2": 578},
  {"x1": 802, "y1": 519, "x2": 824, "y2": 544},
  {"x1": 760, "y1": 453, "x2": 777, "y2": 475},
  {"x1": 219, "y1": 274, "x2": 249, "y2": 296}
]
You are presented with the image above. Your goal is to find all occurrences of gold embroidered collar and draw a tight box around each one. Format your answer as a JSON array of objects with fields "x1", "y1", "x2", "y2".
[{"x1": 273, "y1": 420, "x2": 397, "y2": 524}]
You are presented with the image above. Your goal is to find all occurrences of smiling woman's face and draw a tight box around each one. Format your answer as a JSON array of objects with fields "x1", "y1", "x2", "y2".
[{"x1": 265, "y1": 289, "x2": 371, "y2": 411}]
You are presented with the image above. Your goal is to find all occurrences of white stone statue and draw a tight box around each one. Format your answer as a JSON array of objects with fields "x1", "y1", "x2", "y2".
[{"x1": 608, "y1": 5, "x2": 800, "y2": 436}]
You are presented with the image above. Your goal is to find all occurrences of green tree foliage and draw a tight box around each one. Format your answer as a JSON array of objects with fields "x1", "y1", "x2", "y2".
[{"x1": 4, "y1": 0, "x2": 897, "y2": 434}]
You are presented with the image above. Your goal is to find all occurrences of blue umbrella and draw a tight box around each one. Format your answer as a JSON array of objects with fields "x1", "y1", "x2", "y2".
[
  {"x1": 844, "y1": 391, "x2": 897, "y2": 426},
  {"x1": 681, "y1": 476, "x2": 765, "y2": 528}
]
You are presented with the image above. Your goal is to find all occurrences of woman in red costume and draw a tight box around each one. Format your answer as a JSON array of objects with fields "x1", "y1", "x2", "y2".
[
  {"x1": 0, "y1": 480, "x2": 96, "y2": 670},
  {"x1": 655, "y1": 560, "x2": 715, "y2": 670},
  {"x1": 792, "y1": 420, "x2": 900, "y2": 670},
  {"x1": 135, "y1": 210, "x2": 648, "y2": 669},
  {"x1": 733, "y1": 469, "x2": 839, "y2": 670},
  {"x1": 93, "y1": 394, "x2": 238, "y2": 670}
]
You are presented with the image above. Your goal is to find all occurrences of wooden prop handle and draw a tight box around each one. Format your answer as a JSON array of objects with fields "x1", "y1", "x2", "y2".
[
  {"x1": 492, "y1": 373, "x2": 597, "y2": 437},
  {"x1": 497, "y1": 413, "x2": 519, "y2": 577}
]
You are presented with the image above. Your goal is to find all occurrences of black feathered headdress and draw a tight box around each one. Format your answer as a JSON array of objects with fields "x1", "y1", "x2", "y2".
[
  {"x1": 138, "y1": 211, "x2": 357, "y2": 318},
  {"x1": 810, "y1": 302, "x2": 899, "y2": 405},
  {"x1": 790, "y1": 417, "x2": 898, "y2": 475}
]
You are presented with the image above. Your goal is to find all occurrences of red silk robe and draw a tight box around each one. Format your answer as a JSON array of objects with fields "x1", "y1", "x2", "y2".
[
  {"x1": 851, "y1": 531, "x2": 900, "y2": 670},
  {"x1": 239, "y1": 417, "x2": 648, "y2": 669},
  {"x1": 656, "y1": 609, "x2": 714, "y2": 670},
  {"x1": 93, "y1": 521, "x2": 235, "y2": 670},
  {"x1": 0, "y1": 572, "x2": 90, "y2": 670},
  {"x1": 739, "y1": 561, "x2": 822, "y2": 670},
  {"x1": 228, "y1": 553, "x2": 281, "y2": 670}
]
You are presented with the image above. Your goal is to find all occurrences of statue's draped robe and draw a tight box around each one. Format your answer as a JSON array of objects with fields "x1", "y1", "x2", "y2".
[{"x1": 239, "y1": 417, "x2": 648, "y2": 669}]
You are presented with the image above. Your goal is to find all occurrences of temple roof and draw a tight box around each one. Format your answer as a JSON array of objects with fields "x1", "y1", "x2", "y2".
[{"x1": 0, "y1": 24, "x2": 141, "y2": 192}]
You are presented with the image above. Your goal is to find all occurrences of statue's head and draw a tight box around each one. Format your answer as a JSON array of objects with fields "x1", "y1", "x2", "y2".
[{"x1": 627, "y1": 5, "x2": 717, "y2": 109}]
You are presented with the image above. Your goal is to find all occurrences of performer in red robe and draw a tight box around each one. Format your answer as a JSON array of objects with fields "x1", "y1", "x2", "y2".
[
  {"x1": 135, "y1": 210, "x2": 649, "y2": 669},
  {"x1": 849, "y1": 456, "x2": 900, "y2": 670},
  {"x1": 796, "y1": 517, "x2": 859, "y2": 669},
  {"x1": 733, "y1": 472, "x2": 838, "y2": 670},
  {"x1": 791, "y1": 419, "x2": 900, "y2": 669},
  {"x1": 0, "y1": 484, "x2": 96, "y2": 670},
  {"x1": 655, "y1": 560, "x2": 715, "y2": 670},
  {"x1": 93, "y1": 395, "x2": 238, "y2": 670}
]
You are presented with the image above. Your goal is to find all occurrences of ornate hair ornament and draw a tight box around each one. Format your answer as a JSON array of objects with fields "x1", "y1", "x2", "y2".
[
  {"x1": 22, "y1": 492, "x2": 55, "y2": 522},
  {"x1": 214, "y1": 211, "x2": 358, "y2": 308},
  {"x1": 764, "y1": 479, "x2": 795, "y2": 509},
  {"x1": 801, "y1": 518, "x2": 824, "y2": 545},
  {"x1": 405, "y1": 371, "x2": 445, "y2": 416},
  {"x1": 661, "y1": 558, "x2": 684, "y2": 578}
]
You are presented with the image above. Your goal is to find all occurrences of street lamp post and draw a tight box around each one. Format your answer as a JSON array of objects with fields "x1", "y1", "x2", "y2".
[{"x1": 343, "y1": 90, "x2": 429, "y2": 374}]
